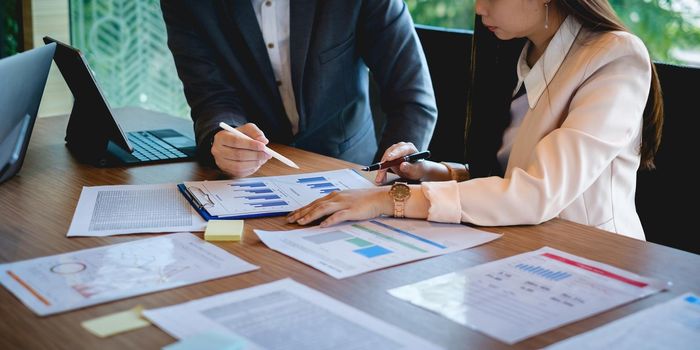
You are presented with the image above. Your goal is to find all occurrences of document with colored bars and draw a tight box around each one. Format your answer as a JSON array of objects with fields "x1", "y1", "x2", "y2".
[
  {"x1": 179, "y1": 169, "x2": 374, "y2": 220},
  {"x1": 387, "y1": 246, "x2": 670, "y2": 345}
]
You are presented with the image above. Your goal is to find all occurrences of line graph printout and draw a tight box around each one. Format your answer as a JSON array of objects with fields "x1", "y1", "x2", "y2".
[
  {"x1": 388, "y1": 247, "x2": 670, "y2": 345},
  {"x1": 0, "y1": 233, "x2": 258, "y2": 316},
  {"x1": 183, "y1": 169, "x2": 374, "y2": 218},
  {"x1": 67, "y1": 184, "x2": 207, "y2": 237},
  {"x1": 256, "y1": 218, "x2": 501, "y2": 279}
]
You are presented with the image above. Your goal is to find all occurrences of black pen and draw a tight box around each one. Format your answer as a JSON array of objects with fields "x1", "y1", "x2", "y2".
[{"x1": 361, "y1": 151, "x2": 431, "y2": 171}]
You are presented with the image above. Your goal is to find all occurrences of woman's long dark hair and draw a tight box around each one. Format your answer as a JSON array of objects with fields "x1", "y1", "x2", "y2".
[
  {"x1": 467, "y1": 0, "x2": 663, "y2": 171},
  {"x1": 558, "y1": 0, "x2": 664, "y2": 169}
]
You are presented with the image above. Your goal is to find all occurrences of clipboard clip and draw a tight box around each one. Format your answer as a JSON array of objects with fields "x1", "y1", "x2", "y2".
[{"x1": 185, "y1": 186, "x2": 214, "y2": 209}]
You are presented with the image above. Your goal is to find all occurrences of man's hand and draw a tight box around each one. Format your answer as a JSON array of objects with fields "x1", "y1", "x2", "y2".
[{"x1": 211, "y1": 123, "x2": 271, "y2": 178}]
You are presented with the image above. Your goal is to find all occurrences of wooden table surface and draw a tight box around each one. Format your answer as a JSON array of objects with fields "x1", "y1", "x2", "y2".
[{"x1": 1, "y1": 112, "x2": 699, "y2": 350}]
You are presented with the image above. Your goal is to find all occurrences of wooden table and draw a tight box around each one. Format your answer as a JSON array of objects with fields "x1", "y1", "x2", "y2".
[{"x1": 1, "y1": 113, "x2": 699, "y2": 349}]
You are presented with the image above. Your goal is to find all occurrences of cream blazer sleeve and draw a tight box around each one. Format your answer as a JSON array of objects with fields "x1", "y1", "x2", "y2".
[{"x1": 421, "y1": 31, "x2": 651, "y2": 238}]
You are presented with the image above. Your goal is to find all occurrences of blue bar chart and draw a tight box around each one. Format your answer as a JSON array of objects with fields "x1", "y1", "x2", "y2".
[
  {"x1": 230, "y1": 182, "x2": 288, "y2": 209},
  {"x1": 515, "y1": 263, "x2": 571, "y2": 281},
  {"x1": 184, "y1": 169, "x2": 374, "y2": 217},
  {"x1": 301, "y1": 230, "x2": 394, "y2": 259},
  {"x1": 296, "y1": 176, "x2": 339, "y2": 195},
  {"x1": 296, "y1": 177, "x2": 326, "y2": 183}
]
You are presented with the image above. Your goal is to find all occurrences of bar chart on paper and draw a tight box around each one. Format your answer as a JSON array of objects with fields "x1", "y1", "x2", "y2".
[
  {"x1": 514, "y1": 263, "x2": 572, "y2": 281},
  {"x1": 256, "y1": 218, "x2": 502, "y2": 279},
  {"x1": 295, "y1": 176, "x2": 341, "y2": 194},
  {"x1": 387, "y1": 247, "x2": 669, "y2": 345},
  {"x1": 183, "y1": 169, "x2": 375, "y2": 218}
]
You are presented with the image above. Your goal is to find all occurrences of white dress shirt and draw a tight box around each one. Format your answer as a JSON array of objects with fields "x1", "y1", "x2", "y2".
[
  {"x1": 421, "y1": 16, "x2": 651, "y2": 240},
  {"x1": 251, "y1": 0, "x2": 300, "y2": 134}
]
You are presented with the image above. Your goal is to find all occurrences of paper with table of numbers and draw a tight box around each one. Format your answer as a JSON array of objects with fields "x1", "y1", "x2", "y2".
[
  {"x1": 144, "y1": 278, "x2": 443, "y2": 350},
  {"x1": 67, "y1": 183, "x2": 206, "y2": 237},
  {"x1": 388, "y1": 246, "x2": 670, "y2": 344}
]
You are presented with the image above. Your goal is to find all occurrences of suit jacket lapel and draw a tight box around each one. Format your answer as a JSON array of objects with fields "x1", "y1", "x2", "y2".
[
  {"x1": 226, "y1": 0, "x2": 278, "y2": 97},
  {"x1": 290, "y1": 0, "x2": 317, "y2": 131}
]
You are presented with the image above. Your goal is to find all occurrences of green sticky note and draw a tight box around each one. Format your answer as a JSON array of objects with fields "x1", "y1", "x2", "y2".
[
  {"x1": 205, "y1": 220, "x2": 244, "y2": 241},
  {"x1": 163, "y1": 332, "x2": 246, "y2": 350},
  {"x1": 81, "y1": 305, "x2": 150, "y2": 338}
]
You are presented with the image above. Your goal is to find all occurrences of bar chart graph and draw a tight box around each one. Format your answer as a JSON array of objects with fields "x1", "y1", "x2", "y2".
[
  {"x1": 184, "y1": 169, "x2": 374, "y2": 218},
  {"x1": 515, "y1": 263, "x2": 572, "y2": 281},
  {"x1": 302, "y1": 230, "x2": 394, "y2": 259},
  {"x1": 230, "y1": 182, "x2": 288, "y2": 209},
  {"x1": 296, "y1": 176, "x2": 339, "y2": 195}
]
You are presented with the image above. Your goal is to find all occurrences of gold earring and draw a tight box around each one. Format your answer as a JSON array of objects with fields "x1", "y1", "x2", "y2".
[{"x1": 545, "y1": 2, "x2": 549, "y2": 29}]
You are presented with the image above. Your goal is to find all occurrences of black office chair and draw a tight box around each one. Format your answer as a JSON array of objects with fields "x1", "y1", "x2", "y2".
[
  {"x1": 636, "y1": 63, "x2": 700, "y2": 255},
  {"x1": 369, "y1": 25, "x2": 473, "y2": 163},
  {"x1": 414, "y1": 25, "x2": 473, "y2": 163}
]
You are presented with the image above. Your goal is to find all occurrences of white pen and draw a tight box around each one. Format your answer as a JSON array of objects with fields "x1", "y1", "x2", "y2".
[{"x1": 218, "y1": 122, "x2": 300, "y2": 169}]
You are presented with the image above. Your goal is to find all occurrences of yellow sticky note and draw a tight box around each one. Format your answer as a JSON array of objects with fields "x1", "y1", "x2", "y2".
[
  {"x1": 205, "y1": 220, "x2": 243, "y2": 241},
  {"x1": 81, "y1": 305, "x2": 150, "y2": 338}
]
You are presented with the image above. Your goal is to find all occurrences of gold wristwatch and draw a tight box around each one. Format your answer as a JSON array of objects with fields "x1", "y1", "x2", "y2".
[{"x1": 389, "y1": 182, "x2": 411, "y2": 218}]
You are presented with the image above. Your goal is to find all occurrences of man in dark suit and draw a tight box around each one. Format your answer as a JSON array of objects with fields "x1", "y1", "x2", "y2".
[{"x1": 161, "y1": 0, "x2": 437, "y2": 177}]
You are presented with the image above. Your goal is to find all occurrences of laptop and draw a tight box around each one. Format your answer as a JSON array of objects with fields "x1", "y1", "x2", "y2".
[
  {"x1": 0, "y1": 43, "x2": 56, "y2": 184},
  {"x1": 42, "y1": 36, "x2": 196, "y2": 167}
]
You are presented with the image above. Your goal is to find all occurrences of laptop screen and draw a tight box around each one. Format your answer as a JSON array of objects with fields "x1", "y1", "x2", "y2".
[{"x1": 0, "y1": 43, "x2": 56, "y2": 184}]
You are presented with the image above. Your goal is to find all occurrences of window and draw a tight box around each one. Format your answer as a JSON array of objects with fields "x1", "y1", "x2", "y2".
[
  {"x1": 407, "y1": 0, "x2": 700, "y2": 67},
  {"x1": 1, "y1": 0, "x2": 21, "y2": 58},
  {"x1": 58, "y1": 0, "x2": 699, "y2": 119},
  {"x1": 70, "y1": 0, "x2": 190, "y2": 118}
]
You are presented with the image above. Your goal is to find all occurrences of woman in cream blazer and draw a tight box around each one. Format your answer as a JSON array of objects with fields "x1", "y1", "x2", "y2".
[{"x1": 287, "y1": 0, "x2": 664, "y2": 241}]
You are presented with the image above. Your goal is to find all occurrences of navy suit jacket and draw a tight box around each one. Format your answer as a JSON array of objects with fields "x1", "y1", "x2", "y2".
[{"x1": 161, "y1": 0, "x2": 437, "y2": 165}]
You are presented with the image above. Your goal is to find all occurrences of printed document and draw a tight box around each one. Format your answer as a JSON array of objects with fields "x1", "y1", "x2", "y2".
[
  {"x1": 0, "y1": 233, "x2": 258, "y2": 316},
  {"x1": 388, "y1": 246, "x2": 669, "y2": 344},
  {"x1": 67, "y1": 183, "x2": 206, "y2": 237},
  {"x1": 256, "y1": 218, "x2": 501, "y2": 279},
  {"x1": 144, "y1": 278, "x2": 443, "y2": 350},
  {"x1": 182, "y1": 169, "x2": 373, "y2": 218},
  {"x1": 545, "y1": 292, "x2": 700, "y2": 350}
]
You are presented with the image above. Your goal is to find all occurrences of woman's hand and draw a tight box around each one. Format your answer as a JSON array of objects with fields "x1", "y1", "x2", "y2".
[
  {"x1": 287, "y1": 187, "x2": 393, "y2": 227},
  {"x1": 374, "y1": 142, "x2": 452, "y2": 184}
]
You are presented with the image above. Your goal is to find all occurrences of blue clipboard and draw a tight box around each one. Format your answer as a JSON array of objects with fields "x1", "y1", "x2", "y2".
[{"x1": 177, "y1": 183, "x2": 290, "y2": 221}]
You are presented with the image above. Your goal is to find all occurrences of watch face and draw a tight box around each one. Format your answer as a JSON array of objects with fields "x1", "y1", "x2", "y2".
[{"x1": 390, "y1": 183, "x2": 411, "y2": 200}]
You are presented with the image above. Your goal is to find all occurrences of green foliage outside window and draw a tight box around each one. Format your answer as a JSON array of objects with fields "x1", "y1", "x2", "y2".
[
  {"x1": 1, "y1": 0, "x2": 20, "y2": 58},
  {"x1": 407, "y1": 0, "x2": 700, "y2": 67},
  {"x1": 70, "y1": 0, "x2": 190, "y2": 118}
]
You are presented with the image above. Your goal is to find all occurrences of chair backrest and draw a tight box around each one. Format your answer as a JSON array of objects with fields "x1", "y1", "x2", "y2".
[
  {"x1": 414, "y1": 25, "x2": 473, "y2": 163},
  {"x1": 368, "y1": 25, "x2": 473, "y2": 162},
  {"x1": 636, "y1": 63, "x2": 700, "y2": 254}
]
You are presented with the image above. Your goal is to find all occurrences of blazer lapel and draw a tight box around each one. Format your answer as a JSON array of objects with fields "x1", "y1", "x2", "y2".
[
  {"x1": 290, "y1": 0, "x2": 317, "y2": 132},
  {"x1": 225, "y1": 0, "x2": 278, "y2": 96}
]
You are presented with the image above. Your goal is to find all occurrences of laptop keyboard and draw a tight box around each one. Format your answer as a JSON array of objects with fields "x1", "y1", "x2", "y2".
[{"x1": 127, "y1": 131, "x2": 188, "y2": 161}]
